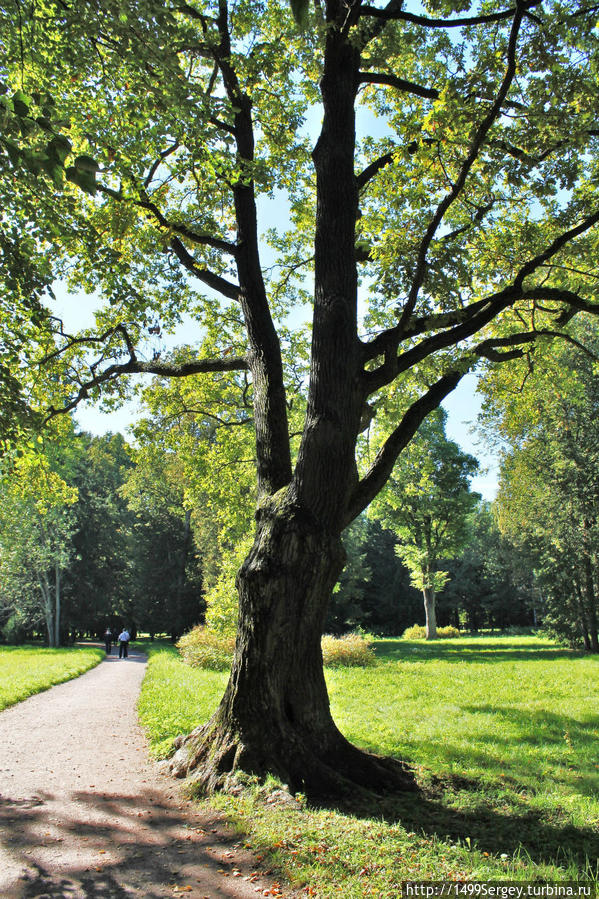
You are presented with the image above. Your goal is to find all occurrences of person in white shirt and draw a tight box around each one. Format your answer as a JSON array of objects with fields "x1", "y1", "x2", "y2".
[{"x1": 118, "y1": 629, "x2": 130, "y2": 658}]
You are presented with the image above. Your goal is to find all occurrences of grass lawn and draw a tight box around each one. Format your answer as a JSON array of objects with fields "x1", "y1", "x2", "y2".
[
  {"x1": 0, "y1": 644, "x2": 105, "y2": 711},
  {"x1": 138, "y1": 635, "x2": 599, "y2": 896}
]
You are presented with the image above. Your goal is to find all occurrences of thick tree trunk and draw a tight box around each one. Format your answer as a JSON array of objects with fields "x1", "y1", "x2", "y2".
[
  {"x1": 169, "y1": 495, "x2": 415, "y2": 796},
  {"x1": 170, "y1": 4, "x2": 416, "y2": 798},
  {"x1": 423, "y1": 586, "x2": 438, "y2": 640}
]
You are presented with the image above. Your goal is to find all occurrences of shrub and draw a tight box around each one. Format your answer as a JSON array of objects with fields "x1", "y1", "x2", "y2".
[
  {"x1": 177, "y1": 626, "x2": 235, "y2": 671},
  {"x1": 321, "y1": 632, "x2": 377, "y2": 667},
  {"x1": 402, "y1": 624, "x2": 461, "y2": 639},
  {"x1": 178, "y1": 627, "x2": 378, "y2": 671},
  {"x1": 402, "y1": 624, "x2": 427, "y2": 640},
  {"x1": 437, "y1": 625, "x2": 461, "y2": 638}
]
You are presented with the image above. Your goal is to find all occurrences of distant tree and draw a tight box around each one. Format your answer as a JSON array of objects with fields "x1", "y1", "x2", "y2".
[
  {"x1": 443, "y1": 503, "x2": 536, "y2": 631},
  {"x1": 327, "y1": 516, "x2": 421, "y2": 635},
  {"x1": 370, "y1": 409, "x2": 480, "y2": 638},
  {"x1": 479, "y1": 321, "x2": 599, "y2": 651},
  {"x1": 0, "y1": 453, "x2": 77, "y2": 646},
  {"x1": 122, "y1": 444, "x2": 204, "y2": 640}
]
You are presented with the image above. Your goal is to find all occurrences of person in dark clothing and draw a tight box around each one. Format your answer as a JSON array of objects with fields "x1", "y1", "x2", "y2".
[
  {"x1": 104, "y1": 628, "x2": 112, "y2": 654},
  {"x1": 118, "y1": 628, "x2": 130, "y2": 658}
]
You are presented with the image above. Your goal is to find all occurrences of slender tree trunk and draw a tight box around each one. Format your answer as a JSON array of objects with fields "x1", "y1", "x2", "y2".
[
  {"x1": 574, "y1": 582, "x2": 591, "y2": 652},
  {"x1": 54, "y1": 563, "x2": 61, "y2": 648},
  {"x1": 38, "y1": 571, "x2": 55, "y2": 648},
  {"x1": 582, "y1": 522, "x2": 599, "y2": 652},
  {"x1": 423, "y1": 586, "x2": 438, "y2": 640}
]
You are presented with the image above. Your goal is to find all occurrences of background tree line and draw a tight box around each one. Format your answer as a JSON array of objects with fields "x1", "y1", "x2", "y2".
[{"x1": 1, "y1": 391, "x2": 550, "y2": 648}]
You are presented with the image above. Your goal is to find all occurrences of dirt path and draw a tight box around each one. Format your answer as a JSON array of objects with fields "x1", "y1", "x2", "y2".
[{"x1": 0, "y1": 649, "x2": 289, "y2": 898}]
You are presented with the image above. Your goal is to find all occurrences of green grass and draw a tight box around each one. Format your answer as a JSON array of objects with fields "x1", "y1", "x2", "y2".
[
  {"x1": 0, "y1": 644, "x2": 104, "y2": 710},
  {"x1": 138, "y1": 634, "x2": 599, "y2": 896},
  {"x1": 137, "y1": 640, "x2": 228, "y2": 757}
]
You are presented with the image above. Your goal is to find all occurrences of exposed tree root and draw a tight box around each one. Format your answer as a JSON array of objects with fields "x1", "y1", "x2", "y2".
[{"x1": 169, "y1": 716, "x2": 417, "y2": 799}]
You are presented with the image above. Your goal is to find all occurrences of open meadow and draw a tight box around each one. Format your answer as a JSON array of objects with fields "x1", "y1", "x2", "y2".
[
  {"x1": 0, "y1": 645, "x2": 104, "y2": 711},
  {"x1": 139, "y1": 635, "x2": 599, "y2": 897}
]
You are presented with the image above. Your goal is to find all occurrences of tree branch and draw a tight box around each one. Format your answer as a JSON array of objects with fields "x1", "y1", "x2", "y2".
[
  {"x1": 98, "y1": 184, "x2": 238, "y2": 256},
  {"x1": 474, "y1": 328, "x2": 599, "y2": 363},
  {"x1": 514, "y1": 209, "x2": 599, "y2": 289},
  {"x1": 356, "y1": 141, "x2": 420, "y2": 191},
  {"x1": 169, "y1": 236, "x2": 240, "y2": 299},
  {"x1": 345, "y1": 369, "x2": 465, "y2": 524},
  {"x1": 358, "y1": 71, "x2": 439, "y2": 100},
  {"x1": 363, "y1": 290, "x2": 516, "y2": 394},
  {"x1": 43, "y1": 353, "x2": 249, "y2": 424},
  {"x1": 396, "y1": 4, "x2": 525, "y2": 333},
  {"x1": 359, "y1": 2, "x2": 533, "y2": 28}
]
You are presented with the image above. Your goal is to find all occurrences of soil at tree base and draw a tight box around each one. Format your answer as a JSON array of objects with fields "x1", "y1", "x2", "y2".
[{"x1": 0, "y1": 647, "x2": 292, "y2": 898}]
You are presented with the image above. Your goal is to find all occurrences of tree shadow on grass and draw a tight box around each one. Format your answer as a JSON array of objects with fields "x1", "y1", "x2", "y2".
[
  {"x1": 375, "y1": 640, "x2": 589, "y2": 664},
  {"x1": 321, "y1": 775, "x2": 599, "y2": 873},
  {"x1": 379, "y1": 704, "x2": 599, "y2": 800}
]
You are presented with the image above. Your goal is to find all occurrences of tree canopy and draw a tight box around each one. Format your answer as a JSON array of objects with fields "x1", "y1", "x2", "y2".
[{"x1": 2, "y1": 0, "x2": 599, "y2": 795}]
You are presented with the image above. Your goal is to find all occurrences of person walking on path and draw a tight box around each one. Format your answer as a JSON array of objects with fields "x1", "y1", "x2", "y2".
[
  {"x1": 104, "y1": 627, "x2": 112, "y2": 654},
  {"x1": 118, "y1": 628, "x2": 130, "y2": 658}
]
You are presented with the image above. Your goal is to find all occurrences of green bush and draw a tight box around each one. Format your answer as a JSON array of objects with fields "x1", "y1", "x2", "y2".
[
  {"x1": 178, "y1": 627, "x2": 378, "y2": 671},
  {"x1": 177, "y1": 626, "x2": 235, "y2": 670},
  {"x1": 403, "y1": 624, "x2": 461, "y2": 639},
  {"x1": 321, "y1": 632, "x2": 377, "y2": 667},
  {"x1": 437, "y1": 625, "x2": 461, "y2": 638},
  {"x1": 402, "y1": 624, "x2": 427, "y2": 639},
  {"x1": 2, "y1": 612, "x2": 31, "y2": 645}
]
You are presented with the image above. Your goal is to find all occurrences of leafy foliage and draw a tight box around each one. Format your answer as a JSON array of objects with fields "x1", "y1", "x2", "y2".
[
  {"x1": 321, "y1": 632, "x2": 377, "y2": 667},
  {"x1": 479, "y1": 320, "x2": 599, "y2": 651},
  {"x1": 177, "y1": 625, "x2": 236, "y2": 671}
]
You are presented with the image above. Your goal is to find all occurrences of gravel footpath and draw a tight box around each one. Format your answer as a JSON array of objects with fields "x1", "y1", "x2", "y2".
[{"x1": 0, "y1": 649, "x2": 290, "y2": 898}]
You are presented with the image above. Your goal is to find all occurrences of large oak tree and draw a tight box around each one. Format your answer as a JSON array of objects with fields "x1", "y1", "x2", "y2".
[{"x1": 2, "y1": 0, "x2": 599, "y2": 794}]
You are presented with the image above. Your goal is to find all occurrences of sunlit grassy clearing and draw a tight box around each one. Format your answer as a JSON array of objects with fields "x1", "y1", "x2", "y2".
[
  {"x1": 328, "y1": 636, "x2": 599, "y2": 820},
  {"x1": 139, "y1": 635, "x2": 599, "y2": 893},
  {"x1": 0, "y1": 645, "x2": 104, "y2": 711}
]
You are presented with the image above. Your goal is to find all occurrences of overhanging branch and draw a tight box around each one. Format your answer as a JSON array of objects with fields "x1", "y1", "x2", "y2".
[
  {"x1": 358, "y1": 71, "x2": 439, "y2": 100},
  {"x1": 43, "y1": 353, "x2": 249, "y2": 424},
  {"x1": 359, "y1": 0, "x2": 539, "y2": 28}
]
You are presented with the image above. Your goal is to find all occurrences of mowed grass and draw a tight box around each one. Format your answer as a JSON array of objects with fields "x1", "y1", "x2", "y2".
[
  {"x1": 0, "y1": 644, "x2": 104, "y2": 710},
  {"x1": 138, "y1": 635, "x2": 599, "y2": 895}
]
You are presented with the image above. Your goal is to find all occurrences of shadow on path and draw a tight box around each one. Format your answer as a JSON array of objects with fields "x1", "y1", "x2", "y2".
[{"x1": 0, "y1": 787, "x2": 264, "y2": 898}]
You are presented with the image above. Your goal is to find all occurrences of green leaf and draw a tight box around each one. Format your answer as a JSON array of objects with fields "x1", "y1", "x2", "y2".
[
  {"x1": 36, "y1": 116, "x2": 54, "y2": 132},
  {"x1": 1, "y1": 137, "x2": 21, "y2": 167},
  {"x1": 66, "y1": 165, "x2": 97, "y2": 195},
  {"x1": 12, "y1": 90, "x2": 31, "y2": 117},
  {"x1": 41, "y1": 158, "x2": 64, "y2": 187},
  {"x1": 47, "y1": 135, "x2": 72, "y2": 164},
  {"x1": 74, "y1": 154, "x2": 100, "y2": 173},
  {"x1": 289, "y1": 0, "x2": 309, "y2": 28}
]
